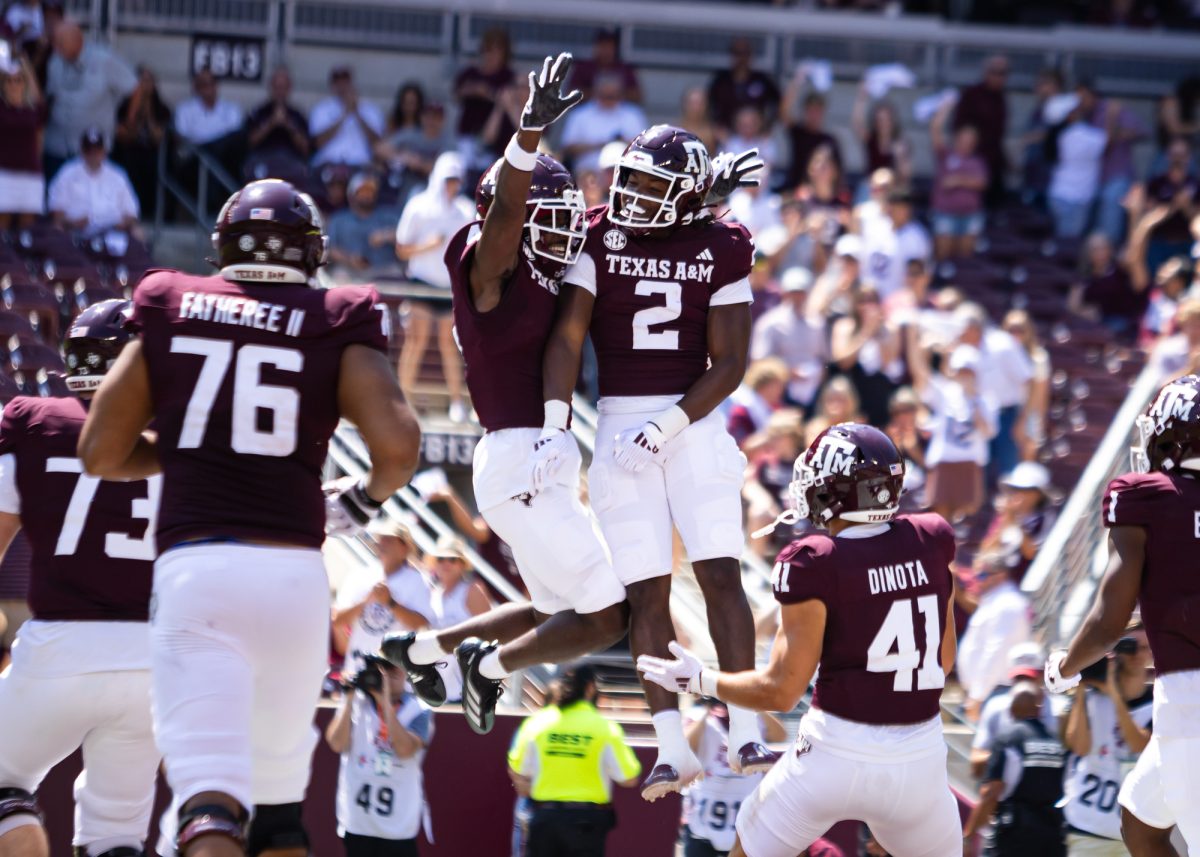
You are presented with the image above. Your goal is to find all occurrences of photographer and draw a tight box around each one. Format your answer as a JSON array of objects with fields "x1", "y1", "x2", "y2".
[
  {"x1": 1060, "y1": 624, "x2": 1153, "y2": 856},
  {"x1": 326, "y1": 657, "x2": 433, "y2": 856}
]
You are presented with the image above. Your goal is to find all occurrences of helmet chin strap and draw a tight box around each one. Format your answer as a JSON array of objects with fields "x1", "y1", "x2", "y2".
[{"x1": 750, "y1": 509, "x2": 799, "y2": 540}]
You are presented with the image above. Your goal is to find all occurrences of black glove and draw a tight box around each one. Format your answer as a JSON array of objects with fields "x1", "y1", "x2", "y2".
[
  {"x1": 521, "y1": 52, "x2": 584, "y2": 132},
  {"x1": 706, "y1": 148, "x2": 766, "y2": 206}
]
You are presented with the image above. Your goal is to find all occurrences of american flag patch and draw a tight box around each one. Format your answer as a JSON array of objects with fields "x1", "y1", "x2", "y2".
[
  {"x1": 249, "y1": 208, "x2": 273, "y2": 219},
  {"x1": 889, "y1": 463, "x2": 904, "y2": 475}
]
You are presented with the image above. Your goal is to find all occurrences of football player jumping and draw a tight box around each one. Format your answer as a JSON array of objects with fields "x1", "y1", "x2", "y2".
[
  {"x1": 540, "y1": 123, "x2": 770, "y2": 799},
  {"x1": 0, "y1": 301, "x2": 160, "y2": 857},
  {"x1": 79, "y1": 180, "x2": 420, "y2": 856},
  {"x1": 639, "y1": 424, "x2": 963, "y2": 857},
  {"x1": 1047, "y1": 374, "x2": 1200, "y2": 855},
  {"x1": 383, "y1": 53, "x2": 630, "y2": 735}
]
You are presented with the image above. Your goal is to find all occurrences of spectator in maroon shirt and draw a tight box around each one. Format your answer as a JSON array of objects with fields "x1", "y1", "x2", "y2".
[
  {"x1": 953, "y1": 54, "x2": 1009, "y2": 206},
  {"x1": 1069, "y1": 232, "x2": 1149, "y2": 338},
  {"x1": 569, "y1": 29, "x2": 641, "y2": 104},
  {"x1": 851, "y1": 82, "x2": 912, "y2": 200},
  {"x1": 0, "y1": 53, "x2": 45, "y2": 231},
  {"x1": 453, "y1": 28, "x2": 514, "y2": 143},
  {"x1": 930, "y1": 99, "x2": 988, "y2": 260},
  {"x1": 781, "y1": 66, "x2": 843, "y2": 192},
  {"x1": 706, "y1": 36, "x2": 780, "y2": 132},
  {"x1": 1141, "y1": 137, "x2": 1199, "y2": 270}
]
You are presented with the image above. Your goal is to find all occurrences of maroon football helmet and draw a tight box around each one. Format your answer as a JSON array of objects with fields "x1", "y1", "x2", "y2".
[
  {"x1": 212, "y1": 179, "x2": 327, "y2": 284},
  {"x1": 609, "y1": 124, "x2": 713, "y2": 230},
  {"x1": 476, "y1": 153, "x2": 586, "y2": 278},
  {"x1": 63, "y1": 298, "x2": 133, "y2": 393},
  {"x1": 788, "y1": 423, "x2": 906, "y2": 527},
  {"x1": 1132, "y1": 374, "x2": 1200, "y2": 474}
]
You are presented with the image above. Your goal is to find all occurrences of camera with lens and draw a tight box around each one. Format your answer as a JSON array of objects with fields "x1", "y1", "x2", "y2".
[
  {"x1": 346, "y1": 654, "x2": 390, "y2": 696},
  {"x1": 1079, "y1": 637, "x2": 1141, "y2": 683}
]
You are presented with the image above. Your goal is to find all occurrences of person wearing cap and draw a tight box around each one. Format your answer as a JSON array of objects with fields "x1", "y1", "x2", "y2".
[
  {"x1": 309, "y1": 65, "x2": 385, "y2": 168},
  {"x1": 1060, "y1": 621, "x2": 1153, "y2": 855},
  {"x1": 750, "y1": 265, "x2": 827, "y2": 408},
  {"x1": 47, "y1": 126, "x2": 140, "y2": 237},
  {"x1": 970, "y1": 642, "x2": 1060, "y2": 779},
  {"x1": 859, "y1": 186, "x2": 931, "y2": 301},
  {"x1": 327, "y1": 172, "x2": 403, "y2": 282},
  {"x1": 559, "y1": 72, "x2": 646, "y2": 174},
  {"x1": 508, "y1": 663, "x2": 641, "y2": 857},
  {"x1": 906, "y1": 324, "x2": 998, "y2": 522},
  {"x1": 425, "y1": 534, "x2": 491, "y2": 633},
  {"x1": 979, "y1": 461, "x2": 1056, "y2": 581},
  {"x1": 0, "y1": 50, "x2": 45, "y2": 231},
  {"x1": 956, "y1": 551, "x2": 1033, "y2": 722},
  {"x1": 332, "y1": 519, "x2": 433, "y2": 676}
]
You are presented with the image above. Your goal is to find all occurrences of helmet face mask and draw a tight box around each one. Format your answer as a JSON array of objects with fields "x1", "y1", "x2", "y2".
[
  {"x1": 1130, "y1": 375, "x2": 1200, "y2": 474},
  {"x1": 608, "y1": 125, "x2": 713, "y2": 231},
  {"x1": 527, "y1": 190, "x2": 586, "y2": 266}
]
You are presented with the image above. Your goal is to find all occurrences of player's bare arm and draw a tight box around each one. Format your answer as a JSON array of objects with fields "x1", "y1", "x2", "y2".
[
  {"x1": 941, "y1": 596, "x2": 958, "y2": 677},
  {"x1": 533, "y1": 283, "x2": 595, "y2": 490},
  {"x1": 78, "y1": 340, "x2": 160, "y2": 480},
  {"x1": 962, "y1": 779, "x2": 1003, "y2": 839},
  {"x1": 677, "y1": 302, "x2": 751, "y2": 422},
  {"x1": 0, "y1": 512, "x2": 20, "y2": 561}
]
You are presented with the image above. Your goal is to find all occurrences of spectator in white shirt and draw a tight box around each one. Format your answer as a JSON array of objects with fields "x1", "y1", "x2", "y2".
[
  {"x1": 1047, "y1": 95, "x2": 1108, "y2": 239},
  {"x1": 749, "y1": 266, "x2": 827, "y2": 408},
  {"x1": 47, "y1": 126, "x2": 139, "y2": 237},
  {"x1": 309, "y1": 65, "x2": 385, "y2": 168},
  {"x1": 860, "y1": 187, "x2": 931, "y2": 301},
  {"x1": 907, "y1": 328, "x2": 998, "y2": 522},
  {"x1": 957, "y1": 551, "x2": 1033, "y2": 722},
  {"x1": 1151, "y1": 296, "x2": 1200, "y2": 381},
  {"x1": 394, "y1": 151, "x2": 475, "y2": 421},
  {"x1": 560, "y1": 73, "x2": 646, "y2": 173},
  {"x1": 174, "y1": 68, "x2": 244, "y2": 147}
]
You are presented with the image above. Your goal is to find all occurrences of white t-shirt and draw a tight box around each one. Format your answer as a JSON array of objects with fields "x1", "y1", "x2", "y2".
[
  {"x1": 1049, "y1": 122, "x2": 1108, "y2": 203},
  {"x1": 957, "y1": 582, "x2": 1032, "y2": 703},
  {"x1": 335, "y1": 562, "x2": 433, "y2": 676},
  {"x1": 681, "y1": 706, "x2": 763, "y2": 851},
  {"x1": 4, "y1": 2, "x2": 42, "y2": 40},
  {"x1": 921, "y1": 375, "x2": 997, "y2": 467},
  {"x1": 174, "y1": 96, "x2": 245, "y2": 146},
  {"x1": 559, "y1": 101, "x2": 648, "y2": 172},
  {"x1": 335, "y1": 693, "x2": 433, "y2": 840},
  {"x1": 394, "y1": 190, "x2": 475, "y2": 289},
  {"x1": 980, "y1": 328, "x2": 1034, "y2": 409},
  {"x1": 861, "y1": 217, "x2": 931, "y2": 299},
  {"x1": 47, "y1": 158, "x2": 140, "y2": 235},
  {"x1": 309, "y1": 96, "x2": 385, "y2": 167}
]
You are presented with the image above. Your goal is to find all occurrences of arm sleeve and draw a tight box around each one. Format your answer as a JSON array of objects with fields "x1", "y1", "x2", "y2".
[
  {"x1": 308, "y1": 101, "x2": 338, "y2": 137},
  {"x1": 563, "y1": 250, "x2": 598, "y2": 296},
  {"x1": 507, "y1": 719, "x2": 536, "y2": 775},
  {"x1": 772, "y1": 539, "x2": 832, "y2": 606},
  {"x1": 394, "y1": 202, "x2": 418, "y2": 245},
  {"x1": 603, "y1": 721, "x2": 642, "y2": 782},
  {"x1": 0, "y1": 454, "x2": 19, "y2": 515},
  {"x1": 983, "y1": 737, "x2": 1009, "y2": 782},
  {"x1": 330, "y1": 287, "x2": 389, "y2": 353},
  {"x1": 46, "y1": 169, "x2": 68, "y2": 214},
  {"x1": 401, "y1": 707, "x2": 433, "y2": 745},
  {"x1": 1102, "y1": 475, "x2": 1158, "y2": 528},
  {"x1": 362, "y1": 102, "x2": 384, "y2": 135},
  {"x1": 710, "y1": 277, "x2": 753, "y2": 307}
]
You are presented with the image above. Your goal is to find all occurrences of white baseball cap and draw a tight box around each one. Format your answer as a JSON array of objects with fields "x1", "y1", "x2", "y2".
[
  {"x1": 1001, "y1": 461, "x2": 1052, "y2": 493},
  {"x1": 780, "y1": 267, "x2": 813, "y2": 294},
  {"x1": 947, "y1": 344, "x2": 981, "y2": 374},
  {"x1": 834, "y1": 233, "x2": 863, "y2": 259}
]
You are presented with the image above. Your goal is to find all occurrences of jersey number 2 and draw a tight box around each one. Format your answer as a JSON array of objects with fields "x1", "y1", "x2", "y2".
[
  {"x1": 631, "y1": 280, "x2": 681, "y2": 350},
  {"x1": 171, "y1": 337, "x2": 303, "y2": 456},
  {"x1": 866, "y1": 595, "x2": 944, "y2": 692}
]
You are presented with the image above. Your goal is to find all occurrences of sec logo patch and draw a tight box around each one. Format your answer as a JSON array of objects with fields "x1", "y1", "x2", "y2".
[{"x1": 603, "y1": 229, "x2": 627, "y2": 251}]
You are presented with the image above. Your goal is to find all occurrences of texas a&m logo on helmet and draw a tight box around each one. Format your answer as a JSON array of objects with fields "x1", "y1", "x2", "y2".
[
  {"x1": 788, "y1": 423, "x2": 905, "y2": 527},
  {"x1": 1131, "y1": 374, "x2": 1200, "y2": 474}
]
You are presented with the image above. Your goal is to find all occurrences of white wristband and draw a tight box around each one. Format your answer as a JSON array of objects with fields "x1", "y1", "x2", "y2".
[
  {"x1": 650, "y1": 405, "x2": 691, "y2": 443},
  {"x1": 543, "y1": 399, "x2": 570, "y2": 432},
  {"x1": 698, "y1": 669, "x2": 719, "y2": 699},
  {"x1": 504, "y1": 135, "x2": 539, "y2": 172}
]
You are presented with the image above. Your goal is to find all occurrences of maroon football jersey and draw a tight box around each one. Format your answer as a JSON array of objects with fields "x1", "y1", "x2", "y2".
[
  {"x1": 131, "y1": 271, "x2": 387, "y2": 552},
  {"x1": 0, "y1": 396, "x2": 155, "y2": 621},
  {"x1": 1102, "y1": 471, "x2": 1200, "y2": 674},
  {"x1": 446, "y1": 225, "x2": 557, "y2": 432},
  {"x1": 565, "y1": 207, "x2": 754, "y2": 397},
  {"x1": 773, "y1": 513, "x2": 955, "y2": 725}
]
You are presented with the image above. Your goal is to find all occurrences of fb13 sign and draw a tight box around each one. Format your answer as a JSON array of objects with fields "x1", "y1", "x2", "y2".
[{"x1": 190, "y1": 34, "x2": 264, "y2": 82}]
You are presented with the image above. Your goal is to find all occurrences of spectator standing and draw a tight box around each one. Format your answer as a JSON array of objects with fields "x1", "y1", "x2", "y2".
[
  {"x1": 377, "y1": 102, "x2": 450, "y2": 205},
  {"x1": 310, "y1": 66, "x2": 385, "y2": 168},
  {"x1": 906, "y1": 329, "x2": 998, "y2": 521},
  {"x1": 1157, "y1": 75, "x2": 1200, "y2": 152},
  {"x1": 929, "y1": 100, "x2": 988, "y2": 260},
  {"x1": 796, "y1": 144, "x2": 851, "y2": 274},
  {"x1": 829, "y1": 286, "x2": 902, "y2": 427},
  {"x1": 675, "y1": 86, "x2": 721, "y2": 155},
  {"x1": 1078, "y1": 80, "x2": 1147, "y2": 245},
  {"x1": 1047, "y1": 95, "x2": 1108, "y2": 240},
  {"x1": 478, "y1": 74, "x2": 528, "y2": 161},
  {"x1": 964, "y1": 684, "x2": 1067, "y2": 857},
  {"x1": 1019, "y1": 68, "x2": 1065, "y2": 208},
  {"x1": 1141, "y1": 137, "x2": 1199, "y2": 270},
  {"x1": 957, "y1": 552, "x2": 1033, "y2": 721},
  {"x1": 570, "y1": 29, "x2": 641, "y2": 104},
  {"x1": 722, "y1": 106, "x2": 779, "y2": 175},
  {"x1": 969, "y1": 644, "x2": 1058, "y2": 779},
  {"x1": 780, "y1": 78, "x2": 842, "y2": 193},
  {"x1": 4, "y1": 0, "x2": 45, "y2": 63},
  {"x1": 749, "y1": 266, "x2": 827, "y2": 408},
  {"x1": 851, "y1": 167, "x2": 894, "y2": 236},
  {"x1": 426, "y1": 535, "x2": 491, "y2": 632},
  {"x1": 1068, "y1": 232, "x2": 1148, "y2": 337},
  {"x1": 508, "y1": 663, "x2": 641, "y2": 857},
  {"x1": 244, "y1": 66, "x2": 311, "y2": 180},
  {"x1": 559, "y1": 73, "x2": 646, "y2": 173},
  {"x1": 332, "y1": 519, "x2": 433, "y2": 677},
  {"x1": 953, "y1": 54, "x2": 1009, "y2": 206},
  {"x1": 1061, "y1": 625, "x2": 1153, "y2": 854},
  {"x1": 707, "y1": 37, "x2": 780, "y2": 134},
  {"x1": 742, "y1": 409, "x2": 806, "y2": 558},
  {"x1": 860, "y1": 187, "x2": 931, "y2": 301},
  {"x1": 804, "y1": 375, "x2": 864, "y2": 441},
  {"x1": 173, "y1": 68, "x2": 245, "y2": 181},
  {"x1": 850, "y1": 84, "x2": 911, "y2": 199},
  {"x1": 393, "y1": 151, "x2": 474, "y2": 419},
  {"x1": 726, "y1": 358, "x2": 789, "y2": 447},
  {"x1": 885, "y1": 387, "x2": 929, "y2": 511},
  {"x1": 327, "y1": 172, "x2": 403, "y2": 283},
  {"x1": 453, "y1": 28, "x2": 514, "y2": 162},
  {"x1": 43, "y1": 20, "x2": 136, "y2": 179},
  {"x1": 386, "y1": 82, "x2": 425, "y2": 138},
  {"x1": 1151, "y1": 296, "x2": 1200, "y2": 379},
  {"x1": 978, "y1": 462, "x2": 1055, "y2": 582},
  {"x1": 111, "y1": 66, "x2": 169, "y2": 218},
  {"x1": 1001, "y1": 310, "x2": 1051, "y2": 460},
  {"x1": 326, "y1": 658, "x2": 433, "y2": 857},
  {"x1": 0, "y1": 53, "x2": 45, "y2": 231},
  {"x1": 47, "y1": 126, "x2": 139, "y2": 236}
]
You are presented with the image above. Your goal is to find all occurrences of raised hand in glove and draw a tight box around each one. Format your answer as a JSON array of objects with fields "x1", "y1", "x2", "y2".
[
  {"x1": 706, "y1": 148, "x2": 766, "y2": 206},
  {"x1": 521, "y1": 52, "x2": 584, "y2": 132},
  {"x1": 324, "y1": 476, "x2": 385, "y2": 536}
]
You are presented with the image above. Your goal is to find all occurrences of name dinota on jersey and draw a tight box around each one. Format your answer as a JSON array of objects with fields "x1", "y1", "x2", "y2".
[
  {"x1": 604, "y1": 253, "x2": 716, "y2": 284},
  {"x1": 179, "y1": 290, "x2": 306, "y2": 337},
  {"x1": 772, "y1": 557, "x2": 932, "y2": 597}
]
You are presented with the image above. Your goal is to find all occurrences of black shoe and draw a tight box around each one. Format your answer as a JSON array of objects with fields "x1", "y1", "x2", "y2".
[
  {"x1": 380, "y1": 631, "x2": 447, "y2": 707},
  {"x1": 457, "y1": 637, "x2": 504, "y2": 735}
]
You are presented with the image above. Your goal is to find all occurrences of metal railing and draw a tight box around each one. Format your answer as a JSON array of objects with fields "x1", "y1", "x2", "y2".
[{"x1": 153, "y1": 137, "x2": 241, "y2": 258}]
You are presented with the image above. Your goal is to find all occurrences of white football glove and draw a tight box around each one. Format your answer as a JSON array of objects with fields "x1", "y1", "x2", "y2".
[
  {"x1": 638, "y1": 641, "x2": 707, "y2": 695},
  {"x1": 612, "y1": 421, "x2": 667, "y2": 473},
  {"x1": 530, "y1": 429, "x2": 577, "y2": 495},
  {"x1": 323, "y1": 476, "x2": 384, "y2": 537},
  {"x1": 1044, "y1": 650, "x2": 1081, "y2": 694}
]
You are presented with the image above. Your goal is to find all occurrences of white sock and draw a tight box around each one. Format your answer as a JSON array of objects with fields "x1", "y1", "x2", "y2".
[
  {"x1": 651, "y1": 709, "x2": 690, "y2": 763},
  {"x1": 479, "y1": 648, "x2": 509, "y2": 680},
  {"x1": 407, "y1": 632, "x2": 451, "y2": 664},
  {"x1": 726, "y1": 704, "x2": 763, "y2": 756}
]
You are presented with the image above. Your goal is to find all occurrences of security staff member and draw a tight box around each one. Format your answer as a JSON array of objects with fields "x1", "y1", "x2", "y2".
[
  {"x1": 507, "y1": 663, "x2": 641, "y2": 857},
  {"x1": 963, "y1": 681, "x2": 1067, "y2": 857}
]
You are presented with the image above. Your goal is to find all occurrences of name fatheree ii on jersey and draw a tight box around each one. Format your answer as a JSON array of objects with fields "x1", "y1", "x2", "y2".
[
  {"x1": 564, "y1": 207, "x2": 754, "y2": 397},
  {"x1": 0, "y1": 396, "x2": 158, "y2": 620},
  {"x1": 131, "y1": 270, "x2": 387, "y2": 552},
  {"x1": 772, "y1": 513, "x2": 955, "y2": 725}
]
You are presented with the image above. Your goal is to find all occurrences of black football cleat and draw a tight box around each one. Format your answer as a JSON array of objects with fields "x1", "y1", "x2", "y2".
[
  {"x1": 380, "y1": 631, "x2": 447, "y2": 707},
  {"x1": 731, "y1": 741, "x2": 781, "y2": 775},
  {"x1": 457, "y1": 637, "x2": 504, "y2": 735},
  {"x1": 640, "y1": 751, "x2": 702, "y2": 802}
]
